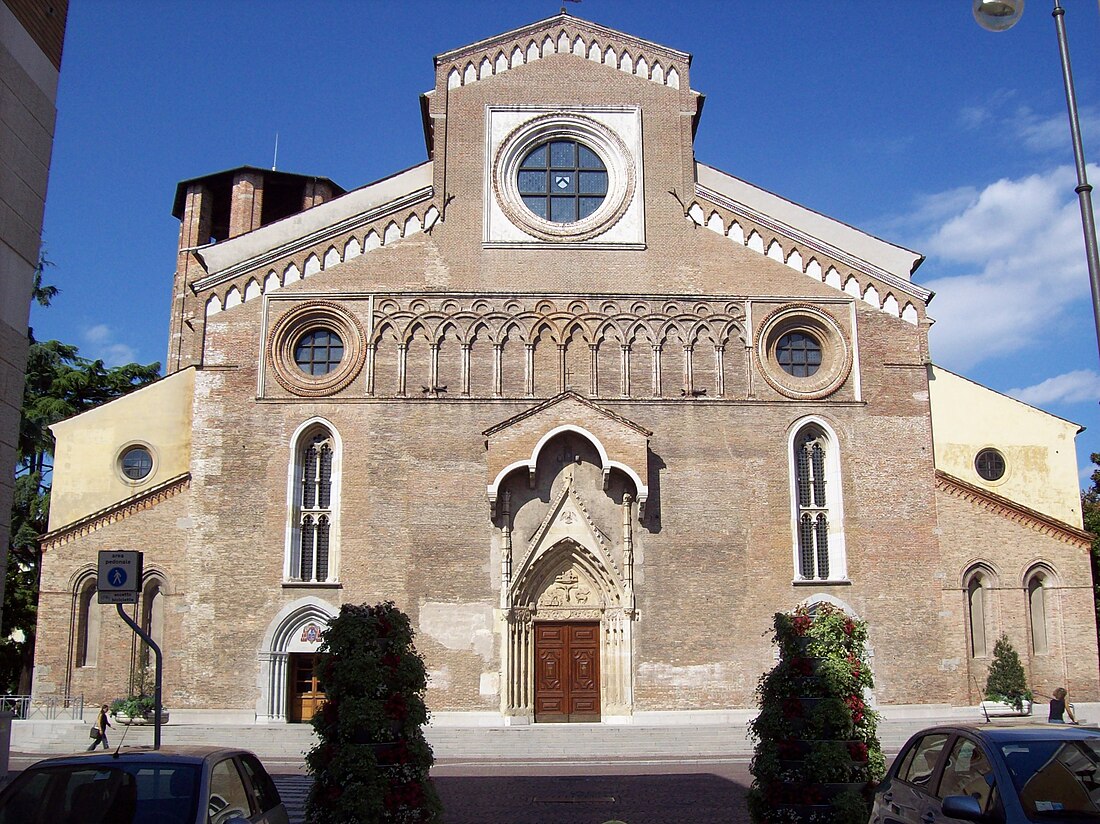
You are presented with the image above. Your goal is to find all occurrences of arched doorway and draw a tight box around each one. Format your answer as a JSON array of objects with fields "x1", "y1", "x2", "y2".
[
  {"x1": 484, "y1": 400, "x2": 649, "y2": 724},
  {"x1": 257, "y1": 598, "x2": 336, "y2": 723}
]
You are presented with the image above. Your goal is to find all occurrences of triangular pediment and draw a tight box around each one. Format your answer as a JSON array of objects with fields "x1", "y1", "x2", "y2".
[
  {"x1": 511, "y1": 474, "x2": 625, "y2": 610},
  {"x1": 485, "y1": 391, "x2": 650, "y2": 513}
]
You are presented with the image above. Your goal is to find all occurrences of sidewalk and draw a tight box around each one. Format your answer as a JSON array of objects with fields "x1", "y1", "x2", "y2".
[{"x1": 12, "y1": 702, "x2": 1085, "y2": 761}]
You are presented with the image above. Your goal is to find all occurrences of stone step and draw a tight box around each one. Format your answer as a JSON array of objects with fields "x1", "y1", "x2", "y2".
[{"x1": 12, "y1": 708, "x2": 1074, "y2": 762}]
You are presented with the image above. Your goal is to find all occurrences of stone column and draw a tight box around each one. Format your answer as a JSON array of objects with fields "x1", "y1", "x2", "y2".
[
  {"x1": 492, "y1": 344, "x2": 503, "y2": 397},
  {"x1": 397, "y1": 343, "x2": 408, "y2": 396}
]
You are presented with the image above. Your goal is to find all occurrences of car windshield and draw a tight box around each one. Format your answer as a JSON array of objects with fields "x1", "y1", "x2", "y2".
[
  {"x1": 1001, "y1": 739, "x2": 1100, "y2": 820},
  {"x1": 0, "y1": 761, "x2": 202, "y2": 824}
]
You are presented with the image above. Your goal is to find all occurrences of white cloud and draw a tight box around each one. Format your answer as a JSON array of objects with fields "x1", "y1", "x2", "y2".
[
  {"x1": 1008, "y1": 370, "x2": 1100, "y2": 406},
  {"x1": 80, "y1": 325, "x2": 137, "y2": 367},
  {"x1": 916, "y1": 164, "x2": 1094, "y2": 369},
  {"x1": 84, "y1": 324, "x2": 112, "y2": 344},
  {"x1": 958, "y1": 93, "x2": 1100, "y2": 156}
]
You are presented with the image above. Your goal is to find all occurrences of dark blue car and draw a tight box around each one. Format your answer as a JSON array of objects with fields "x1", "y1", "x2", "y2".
[{"x1": 870, "y1": 724, "x2": 1100, "y2": 823}]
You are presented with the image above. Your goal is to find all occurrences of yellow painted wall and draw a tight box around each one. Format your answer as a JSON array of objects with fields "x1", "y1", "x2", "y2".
[
  {"x1": 47, "y1": 368, "x2": 194, "y2": 530},
  {"x1": 928, "y1": 365, "x2": 1083, "y2": 527}
]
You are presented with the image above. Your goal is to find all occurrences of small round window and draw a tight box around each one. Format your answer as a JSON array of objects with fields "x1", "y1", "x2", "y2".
[
  {"x1": 776, "y1": 332, "x2": 822, "y2": 377},
  {"x1": 975, "y1": 448, "x2": 1006, "y2": 482},
  {"x1": 120, "y1": 447, "x2": 153, "y2": 481},
  {"x1": 294, "y1": 330, "x2": 344, "y2": 376},
  {"x1": 517, "y1": 140, "x2": 608, "y2": 223}
]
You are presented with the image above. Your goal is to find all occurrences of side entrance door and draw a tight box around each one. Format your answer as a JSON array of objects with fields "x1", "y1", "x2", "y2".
[
  {"x1": 289, "y1": 653, "x2": 325, "y2": 723},
  {"x1": 534, "y1": 621, "x2": 600, "y2": 722}
]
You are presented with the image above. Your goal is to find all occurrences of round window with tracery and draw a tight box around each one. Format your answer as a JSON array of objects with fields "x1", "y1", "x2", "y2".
[
  {"x1": 294, "y1": 329, "x2": 344, "y2": 376},
  {"x1": 975, "y1": 448, "x2": 1006, "y2": 482},
  {"x1": 492, "y1": 112, "x2": 636, "y2": 243},
  {"x1": 517, "y1": 140, "x2": 608, "y2": 224},
  {"x1": 269, "y1": 302, "x2": 366, "y2": 397}
]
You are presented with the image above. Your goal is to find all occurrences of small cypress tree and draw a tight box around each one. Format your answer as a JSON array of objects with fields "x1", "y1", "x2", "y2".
[
  {"x1": 984, "y1": 634, "x2": 1032, "y2": 712},
  {"x1": 305, "y1": 602, "x2": 442, "y2": 824}
]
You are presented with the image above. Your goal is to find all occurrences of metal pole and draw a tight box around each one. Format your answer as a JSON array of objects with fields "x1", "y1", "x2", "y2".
[
  {"x1": 115, "y1": 604, "x2": 162, "y2": 750},
  {"x1": 1053, "y1": 0, "x2": 1100, "y2": 365}
]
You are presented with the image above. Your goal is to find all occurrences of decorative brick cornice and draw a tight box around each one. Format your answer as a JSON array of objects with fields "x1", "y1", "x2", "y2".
[
  {"x1": 40, "y1": 473, "x2": 191, "y2": 551},
  {"x1": 936, "y1": 470, "x2": 1091, "y2": 548}
]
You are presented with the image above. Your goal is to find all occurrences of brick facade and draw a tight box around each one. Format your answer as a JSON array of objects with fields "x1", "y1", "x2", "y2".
[{"x1": 32, "y1": 13, "x2": 1098, "y2": 723}]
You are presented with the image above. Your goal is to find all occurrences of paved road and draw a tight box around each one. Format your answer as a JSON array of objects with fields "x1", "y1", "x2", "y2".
[{"x1": 272, "y1": 758, "x2": 754, "y2": 824}]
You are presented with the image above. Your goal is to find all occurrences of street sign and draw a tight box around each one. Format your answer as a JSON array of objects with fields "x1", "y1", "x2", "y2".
[{"x1": 97, "y1": 550, "x2": 142, "y2": 604}]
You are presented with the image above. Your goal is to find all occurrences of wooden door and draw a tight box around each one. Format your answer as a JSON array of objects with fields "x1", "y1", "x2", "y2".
[
  {"x1": 289, "y1": 653, "x2": 325, "y2": 723},
  {"x1": 534, "y1": 622, "x2": 600, "y2": 722}
]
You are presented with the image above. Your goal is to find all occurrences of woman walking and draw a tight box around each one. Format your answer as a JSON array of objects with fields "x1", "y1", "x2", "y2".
[{"x1": 87, "y1": 704, "x2": 111, "y2": 750}]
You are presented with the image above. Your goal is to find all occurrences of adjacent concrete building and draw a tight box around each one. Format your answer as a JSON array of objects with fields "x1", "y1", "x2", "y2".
[
  {"x1": 2, "y1": 0, "x2": 67, "y2": 629},
  {"x1": 33, "y1": 13, "x2": 1097, "y2": 725}
]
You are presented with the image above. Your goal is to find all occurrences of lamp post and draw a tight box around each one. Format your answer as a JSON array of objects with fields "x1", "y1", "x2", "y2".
[{"x1": 974, "y1": 0, "x2": 1100, "y2": 365}]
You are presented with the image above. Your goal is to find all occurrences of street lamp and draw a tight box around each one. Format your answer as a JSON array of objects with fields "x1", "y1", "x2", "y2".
[{"x1": 973, "y1": 0, "x2": 1100, "y2": 365}]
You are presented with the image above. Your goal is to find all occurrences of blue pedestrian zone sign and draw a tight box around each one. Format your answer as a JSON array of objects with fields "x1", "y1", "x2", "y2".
[{"x1": 97, "y1": 551, "x2": 142, "y2": 604}]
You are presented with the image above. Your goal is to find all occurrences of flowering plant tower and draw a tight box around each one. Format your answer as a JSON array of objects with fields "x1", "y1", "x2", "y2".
[
  {"x1": 305, "y1": 602, "x2": 442, "y2": 824},
  {"x1": 747, "y1": 604, "x2": 886, "y2": 824}
]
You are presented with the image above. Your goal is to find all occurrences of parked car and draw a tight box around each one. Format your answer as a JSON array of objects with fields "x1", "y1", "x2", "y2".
[
  {"x1": 870, "y1": 724, "x2": 1100, "y2": 824},
  {"x1": 0, "y1": 745, "x2": 289, "y2": 824}
]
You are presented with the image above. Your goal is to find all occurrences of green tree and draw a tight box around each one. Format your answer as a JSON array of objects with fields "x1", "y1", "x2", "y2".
[
  {"x1": 1, "y1": 265, "x2": 159, "y2": 692},
  {"x1": 305, "y1": 602, "x2": 441, "y2": 824},
  {"x1": 984, "y1": 634, "x2": 1032, "y2": 712},
  {"x1": 1082, "y1": 452, "x2": 1100, "y2": 660}
]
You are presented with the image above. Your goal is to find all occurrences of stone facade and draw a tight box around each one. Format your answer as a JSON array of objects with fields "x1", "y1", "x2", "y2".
[{"x1": 33, "y1": 13, "x2": 1098, "y2": 724}]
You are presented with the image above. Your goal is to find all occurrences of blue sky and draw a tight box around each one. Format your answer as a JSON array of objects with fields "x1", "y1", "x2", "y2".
[{"x1": 36, "y1": 1, "x2": 1100, "y2": 484}]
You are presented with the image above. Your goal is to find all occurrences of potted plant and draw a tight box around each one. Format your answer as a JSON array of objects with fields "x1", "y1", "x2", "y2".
[
  {"x1": 109, "y1": 647, "x2": 168, "y2": 725},
  {"x1": 748, "y1": 604, "x2": 886, "y2": 824},
  {"x1": 980, "y1": 634, "x2": 1032, "y2": 716},
  {"x1": 305, "y1": 601, "x2": 441, "y2": 823}
]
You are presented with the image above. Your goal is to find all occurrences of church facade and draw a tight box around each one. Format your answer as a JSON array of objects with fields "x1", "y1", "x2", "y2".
[{"x1": 32, "y1": 14, "x2": 1097, "y2": 725}]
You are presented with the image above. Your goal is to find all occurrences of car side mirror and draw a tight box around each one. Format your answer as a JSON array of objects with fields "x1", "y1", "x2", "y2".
[{"x1": 942, "y1": 795, "x2": 984, "y2": 821}]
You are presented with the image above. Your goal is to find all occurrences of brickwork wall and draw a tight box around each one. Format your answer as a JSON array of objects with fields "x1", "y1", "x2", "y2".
[
  {"x1": 934, "y1": 481, "x2": 1099, "y2": 704},
  {"x1": 31, "y1": 23, "x2": 1096, "y2": 719}
]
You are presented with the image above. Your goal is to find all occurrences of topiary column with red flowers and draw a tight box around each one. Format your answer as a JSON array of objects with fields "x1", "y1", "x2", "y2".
[
  {"x1": 305, "y1": 601, "x2": 442, "y2": 824},
  {"x1": 747, "y1": 604, "x2": 885, "y2": 824}
]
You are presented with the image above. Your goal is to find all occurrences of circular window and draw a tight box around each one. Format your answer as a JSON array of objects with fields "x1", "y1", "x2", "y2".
[
  {"x1": 269, "y1": 302, "x2": 366, "y2": 397},
  {"x1": 755, "y1": 305, "x2": 852, "y2": 400},
  {"x1": 493, "y1": 112, "x2": 636, "y2": 242},
  {"x1": 517, "y1": 140, "x2": 608, "y2": 224},
  {"x1": 975, "y1": 448, "x2": 1006, "y2": 482},
  {"x1": 776, "y1": 332, "x2": 822, "y2": 377},
  {"x1": 294, "y1": 329, "x2": 344, "y2": 376},
  {"x1": 119, "y1": 446, "x2": 153, "y2": 482}
]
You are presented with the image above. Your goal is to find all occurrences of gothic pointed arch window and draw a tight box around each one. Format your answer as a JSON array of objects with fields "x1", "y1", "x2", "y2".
[
  {"x1": 141, "y1": 577, "x2": 165, "y2": 651},
  {"x1": 966, "y1": 569, "x2": 991, "y2": 658},
  {"x1": 74, "y1": 576, "x2": 100, "y2": 668},
  {"x1": 1026, "y1": 568, "x2": 1050, "y2": 655},
  {"x1": 789, "y1": 419, "x2": 847, "y2": 581},
  {"x1": 286, "y1": 421, "x2": 341, "y2": 583}
]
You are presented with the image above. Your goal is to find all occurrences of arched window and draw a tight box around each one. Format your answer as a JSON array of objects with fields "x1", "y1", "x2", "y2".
[
  {"x1": 790, "y1": 421, "x2": 846, "y2": 581},
  {"x1": 75, "y1": 577, "x2": 100, "y2": 668},
  {"x1": 141, "y1": 578, "x2": 165, "y2": 651},
  {"x1": 287, "y1": 422, "x2": 340, "y2": 583},
  {"x1": 1027, "y1": 571, "x2": 1049, "y2": 655},
  {"x1": 966, "y1": 571, "x2": 989, "y2": 658}
]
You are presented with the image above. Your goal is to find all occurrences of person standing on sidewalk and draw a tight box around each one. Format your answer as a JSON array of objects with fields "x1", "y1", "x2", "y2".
[
  {"x1": 1048, "y1": 688, "x2": 1077, "y2": 724},
  {"x1": 87, "y1": 704, "x2": 112, "y2": 750}
]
